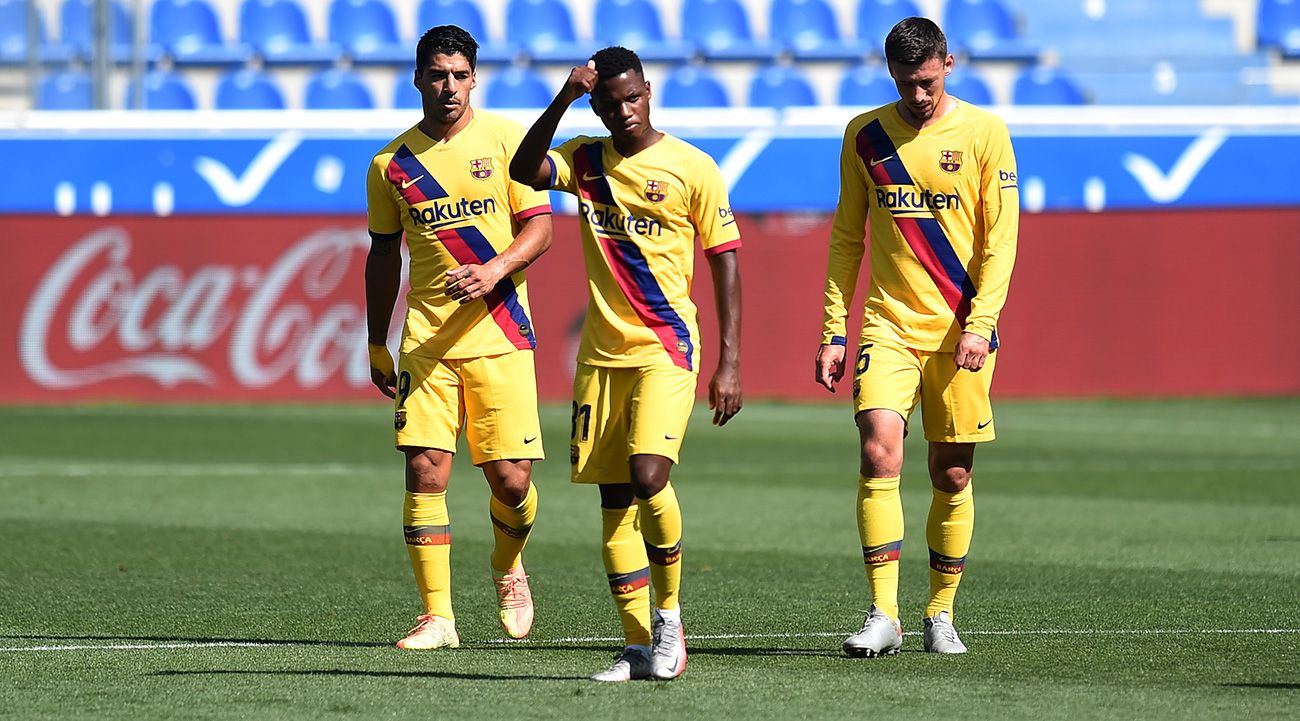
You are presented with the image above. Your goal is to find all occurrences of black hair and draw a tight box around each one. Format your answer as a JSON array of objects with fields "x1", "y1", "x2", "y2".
[
  {"x1": 416, "y1": 25, "x2": 478, "y2": 71},
  {"x1": 884, "y1": 17, "x2": 947, "y2": 65},
  {"x1": 590, "y1": 46, "x2": 643, "y2": 81}
]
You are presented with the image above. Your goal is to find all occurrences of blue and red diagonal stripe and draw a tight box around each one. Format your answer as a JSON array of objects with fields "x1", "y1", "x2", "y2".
[
  {"x1": 386, "y1": 144, "x2": 448, "y2": 206},
  {"x1": 856, "y1": 120, "x2": 977, "y2": 326},
  {"x1": 573, "y1": 141, "x2": 616, "y2": 206},
  {"x1": 863, "y1": 540, "x2": 903, "y2": 565},
  {"x1": 607, "y1": 567, "x2": 650, "y2": 594},
  {"x1": 434, "y1": 226, "x2": 536, "y2": 350},
  {"x1": 596, "y1": 232, "x2": 694, "y2": 370}
]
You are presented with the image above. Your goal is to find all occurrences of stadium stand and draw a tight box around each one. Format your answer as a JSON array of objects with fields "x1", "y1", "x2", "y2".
[
  {"x1": 770, "y1": 0, "x2": 865, "y2": 60},
  {"x1": 328, "y1": 0, "x2": 405, "y2": 63},
  {"x1": 392, "y1": 71, "x2": 421, "y2": 108},
  {"x1": 837, "y1": 62, "x2": 898, "y2": 106},
  {"x1": 856, "y1": 0, "x2": 921, "y2": 53},
  {"x1": 1011, "y1": 65, "x2": 1085, "y2": 105},
  {"x1": 593, "y1": 0, "x2": 693, "y2": 63},
  {"x1": 149, "y1": 0, "x2": 249, "y2": 64},
  {"x1": 417, "y1": 0, "x2": 516, "y2": 63},
  {"x1": 215, "y1": 67, "x2": 287, "y2": 108},
  {"x1": 36, "y1": 68, "x2": 92, "y2": 109},
  {"x1": 749, "y1": 62, "x2": 819, "y2": 108},
  {"x1": 1, "y1": 0, "x2": 46, "y2": 63},
  {"x1": 1258, "y1": 0, "x2": 1300, "y2": 57},
  {"x1": 660, "y1": 63, "x2": 732, "y2": 107},
  {"x1": 59, "y1": 0, "x2": 134, "y2": 62},
  {"x1": 945, "y1": 66, "x2": 994, "y2": 105},
  {"x1": 506, "y1": 0, "x2": 588, "y2": 63},
  {"x1": 945, "y1": 0, "x2": 1038, "y2": 61},
  {"x1": 682, "y1": 0, "x2": 778, "y2": 61},
  {"x1": 128, "y1": 68, "x2": 199, "y2": 109},
  {"x1": 240, "y1": 0, "x2": 336, "y2": 65},
  {"x1": 483, "y1": 64, "x2": 552, "y2": 107},
  {"x1": 303, "y1": 66, "x2": 374, "y2": 108}
]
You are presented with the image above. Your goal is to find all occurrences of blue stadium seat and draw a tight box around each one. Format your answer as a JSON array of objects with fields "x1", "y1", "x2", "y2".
[
  {"x1": 593, "y1": 0, "x2": 693, "y2": 63},
  {"x1": 838, "y1": 63, "x2": 898, "y2": 106},
  {"x1": 215, "y1": 68, "x2": 286, "y2": 109},
  {"x1": 59, "y1": 0, "x2": 134, "y2": 62},
  {"x1": 241, "y1": 0, "x2": 336, "y2": 65},
  {"x1": 946, "y1": 66, "x2": 994, "y2": 105},
  {"x1": 771, "y1": 0, "x2": 865, "y2": 60},
  {"x1": 660, "y1": 64, "x2": 731, "y2": 107},
  {"x1": 304, "y1": 67, "x2": 375, "y2": 108},
  {"x1": 856, "y1": 0, "x2": 920, "y2": 53},
  {"x1": 1012, "y1": 66, "x2": 1085, "y2": 105},
  {"x1": 37, "y1": 69, "x2": 93, "y2": 109},
  {"x1": 1259, "y1": 0, "x2": 1300, "y2": 57},
  {"x1": 417, "y1": 0, "x2": 516, "y2": 64},
  {"x1": 328, "y1": 0, "x2": 404, "y2": 64},
  {"x1": 392, "y1": 70, "x2": 422, "y2": 108},
  {"x1": 682, "y1": 0, "x2": 777, "y2": 61},
  {"x1": 749, "y1": 64, "x2": 818, "y2": 108},
  {"x1": 945, "y1": 0, "x2": 1038, "y2": 61},
  {"x1": 484, "y1": 65, "x2": 552, "y2": 108},
  {"x1": 127, "y1": 69, "x2": 198, "y2": 109},
  {"x1": 506, "y1": 0, "x2": 588, "y2": 63},
  {"x1": 0, "y1": 0, "x2": 49, "y2": 63},
  {"x1": 149, "y1": 0, "x2": 248, "y2": 64}
]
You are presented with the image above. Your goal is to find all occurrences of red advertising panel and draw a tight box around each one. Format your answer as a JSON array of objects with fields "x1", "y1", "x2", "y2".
[{"x1": 2, "y1": 210, "x2": 1298, "y2": 403}]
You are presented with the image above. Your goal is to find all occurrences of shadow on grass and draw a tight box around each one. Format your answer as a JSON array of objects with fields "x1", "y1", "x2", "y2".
[
  {"x1": 0, "y1": 634, "x2": 387, "y2": 649},
  {"x1": 149, "y1": 669, "x2": 580, "y2": 681},
  {"x1": 1221, "y1": 683, "x2": 1300, "y2": 690}
]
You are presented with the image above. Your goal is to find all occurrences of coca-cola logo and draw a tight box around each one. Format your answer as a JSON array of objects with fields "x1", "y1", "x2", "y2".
[{"x1": 20, "y1": 226, "x2": 383, "y2": 391}]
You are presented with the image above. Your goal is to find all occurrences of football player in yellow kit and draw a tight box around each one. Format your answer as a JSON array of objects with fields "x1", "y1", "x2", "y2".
[
  {"x1": 511, "y1": 46, "x2": 743, "y2": 682},
  {"x1": 816, "y1": 17, "x2": 1019, "y2": 658},
  {"x1": 366, "y1": 25, "x2": 552, "y2": 650}
]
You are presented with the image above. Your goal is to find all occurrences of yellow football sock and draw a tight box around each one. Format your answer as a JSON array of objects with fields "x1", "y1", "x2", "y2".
[
  {"x1": 601, "y1": 504, "x2": 652, "y2": 647},
  {"x1": 636, "y1": 482, "x2": 683, "y2": 611},
  {"x1": 403, "y1": 491, "x2": 453, "y2": 621},
  {"x1": 926, "y1": 483, "x2": 975, "y2": 619},
  {"x1": 489, "y1": 483, "x2": 537, "y2": 573},
  {"x1": 858, "y1": 475, "x2": 904, "y2": 621}
]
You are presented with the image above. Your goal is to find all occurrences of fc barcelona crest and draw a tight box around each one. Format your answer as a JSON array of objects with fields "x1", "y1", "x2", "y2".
[
  {"x1": 470, "y1": 157, "x2": 493, "y2": 180},
  {"x1": 645, "y1": 179, "x2": 667, "y2": 203},
  {"x1": 939, "y1": 150, "x2": 962, "y2": 173}
]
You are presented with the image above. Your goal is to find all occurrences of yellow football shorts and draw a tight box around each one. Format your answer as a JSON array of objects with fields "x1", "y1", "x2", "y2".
[
  {"x1": 851, "y1": 337, "x2": 998, "y2": 443},
  {"x1": 393, "y1": 350, "x2": 543, "y2": 465},
  {"x1": 569, "y1": 363, "x2": 697, "y2": 485}
]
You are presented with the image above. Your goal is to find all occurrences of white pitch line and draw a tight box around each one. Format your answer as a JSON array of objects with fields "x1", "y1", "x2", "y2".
[{"x1": 4, "y1": 628, "x2": 1298, "y2": 653}]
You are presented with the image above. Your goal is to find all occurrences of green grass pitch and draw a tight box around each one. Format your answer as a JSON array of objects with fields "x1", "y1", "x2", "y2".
[{"x1": 2, "y1": 398, "x2": 1298, "y2": 720}]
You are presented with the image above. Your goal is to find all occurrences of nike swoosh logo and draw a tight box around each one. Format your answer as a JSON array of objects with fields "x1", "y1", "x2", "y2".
[
  {"x1": 401, "y1": 174, "x2": 425, "y2": 189},
  {"x1": 194, "y1": 130, "x2": 302, "y2": 207},
  {"x1": 581, "y1": 172, "x2": 603, "y2": 182},
  {"x1": 869, "y1": 155, "x2": 894, "y2": 167},
  {"x1": 663, "y1": 434, "x2": 680, "y2": 440},
  {"x1": 977, "y1": 419, "x2": 993, "y2": 429},
  {"x1": 1122, "y1": 127, "x2": 1226, "y2": 203},
  {"x1": 523, "y1": 436, "x2": 538, "y2": 443}
]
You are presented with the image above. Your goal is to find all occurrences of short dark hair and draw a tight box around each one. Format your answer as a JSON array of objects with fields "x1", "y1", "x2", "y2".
[
  {"x1": 884, "y1": 17, "x2": 947, "y2": 65},
  {"x1": 416, "y1": 25, "x2": 478, "y2": 71},
  {"x1": 590, "y1": 46, "x2": 643, "y2": 81}
]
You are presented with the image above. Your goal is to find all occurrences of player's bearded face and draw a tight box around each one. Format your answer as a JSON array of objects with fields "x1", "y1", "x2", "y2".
[
  {"x1": 888, "y1": 54, "x2": 953, "y2": 123},
  {"x1": 416, "y1": 52, "x2": 477, "y2": 125},
  {"x1": 590, "y1": 72, "x2": 652, "y2": 143}
]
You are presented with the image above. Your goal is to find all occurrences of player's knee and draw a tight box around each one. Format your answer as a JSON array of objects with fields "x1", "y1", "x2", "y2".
[
  {"x1": 860, "y1": 439, "x2": 903, "y2": 476},
  {"x1": 928, "y1": 464, "x2": 970, "y2": 493},
  {"x1": 485, "y1": 460, "x2": 532, "y2": 505},
  {"x1": 404, "y1": 450, "x2": 450, "y2": 493},
  {"x1": 628, "y1": 455, "x2": 671, "y2": 499}
]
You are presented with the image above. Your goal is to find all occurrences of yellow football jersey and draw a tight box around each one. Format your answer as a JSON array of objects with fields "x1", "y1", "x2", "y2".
[
  {"x1": 547, "y1": 133, "x2": 741, "y2": 370},
  {"x1": 822, "y1": 99, "x2": 1019, "y2": 352},
  {"x1": 368, "y1": 111, "x2": 551, "y2": 360}
]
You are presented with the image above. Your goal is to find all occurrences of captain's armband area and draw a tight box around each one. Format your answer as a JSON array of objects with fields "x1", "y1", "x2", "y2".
[{"x1": 368, "y1": 230, "x2": 402, "y2": 256}]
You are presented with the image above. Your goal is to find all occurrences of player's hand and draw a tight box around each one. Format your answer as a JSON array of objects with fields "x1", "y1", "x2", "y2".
[
  {"x1": 368, "y1": 343, "x2": 397, "y2": 398},
  {"x1": 815, "y1": 343, "x2": 846, "y2": 392},
  {"x1": 708, "y1": 364, "x2": 742, "y2": 426},
  {"x1": 445, "y1": 263, "x2": 504, "y2": 304},
  {"x1": 953, "y1": 332, "x2": 990, "y2": 372},
  {"x1": 560, "y1": 60, "x2": 598, "y2": 104}
]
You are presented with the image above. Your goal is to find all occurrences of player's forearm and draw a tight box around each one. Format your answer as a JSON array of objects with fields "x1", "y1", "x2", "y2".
[
  {"x1": 364, "y1": 246, "x2": 403, "y2": 345},
  {"x1": 820, "y1": 221, "x2": 866, "y2": 343},
  {"x1": 510, "y1": 98, "x2": 569, "y2": 190},
  {"x1": 708, "y1": 250, "x2": 742, "y2": 371},
  {"x1": 490, "y1": 214, "x2": 554, "y2": 278}
]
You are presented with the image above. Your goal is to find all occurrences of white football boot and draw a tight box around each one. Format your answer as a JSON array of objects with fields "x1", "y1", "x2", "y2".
[
  {"x1": 842, "y1": 605, "x2": 903, "y2": 658},
  {"x1": 590, "y1": 646, "x2": 652, "y2": 682},
  {"x1": 650, "y1": 609, "x2": 687, "y2": 680},
  {"x1": 922, "y1": 610, "x2": 968, "y2": 654}
]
